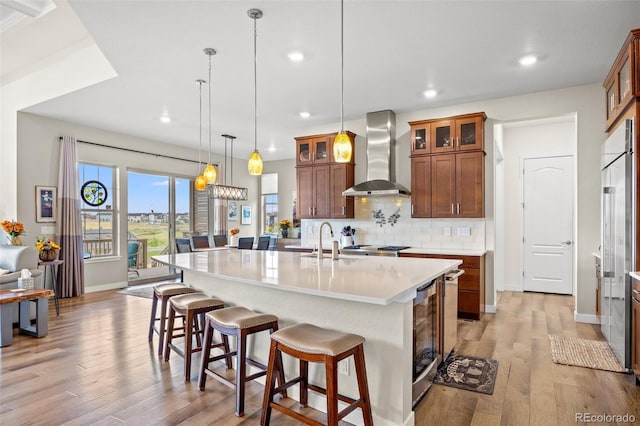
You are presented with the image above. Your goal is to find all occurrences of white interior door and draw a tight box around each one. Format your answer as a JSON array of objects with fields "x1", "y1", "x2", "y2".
[{"x1": 523, "y1": 156, "x2": 574, "y2": 294}]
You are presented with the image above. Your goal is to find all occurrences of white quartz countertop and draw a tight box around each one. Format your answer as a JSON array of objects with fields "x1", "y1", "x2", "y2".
[
  {"x1": 153, "y1": 250, "x2": 460, "y2": 305},
  {"x1": 592, "y1": 251, "x2": 602, "y2": 260},
  {"x1": 399, "y1": 247, "x2": 487, "y2": 256},
  {"x1": 630, "y1": 271, "x2": 640, "y2": 280}
]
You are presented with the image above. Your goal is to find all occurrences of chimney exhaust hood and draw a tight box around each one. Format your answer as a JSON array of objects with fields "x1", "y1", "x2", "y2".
[{"x1": 342, "y1": 110, "x2": 410, "y2": 197}]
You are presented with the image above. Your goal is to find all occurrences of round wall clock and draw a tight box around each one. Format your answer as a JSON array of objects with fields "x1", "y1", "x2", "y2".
[{"x1": 81, "y1": 180, "x2": 108, "y2": 206}]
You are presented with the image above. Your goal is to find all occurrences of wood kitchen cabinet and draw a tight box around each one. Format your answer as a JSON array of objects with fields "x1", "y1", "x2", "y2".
[
  {"x1": 604, "y1": 29, "x2": 639, "y2": 131},
  {"x1": 410, "y1": 156, "x2": 431, "y2": 217},
  {"x1": 400, "y1": 252, "x2": 485, "y2": 320},
  {"x1": 431, "y1": 152, "x2": 484, "y2": 218},
  {"x1": 409, "y1": 112, "x2": 486, "y2": 218},
  {"x1": 633, "y1": 276, "x2": 640, "y2": 383},
  {"x1": 295, "y1": 131, "x2": 355, "y2": 220}
]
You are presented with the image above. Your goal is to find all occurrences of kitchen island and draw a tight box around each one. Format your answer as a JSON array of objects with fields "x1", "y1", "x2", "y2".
[{"x1": 153, "y1": 250, "x2": 460, "y2": 426}]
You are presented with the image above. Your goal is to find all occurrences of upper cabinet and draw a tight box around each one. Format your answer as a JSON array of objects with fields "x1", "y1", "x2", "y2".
[
  {"x1": 295, "y1": 132, "x2": 356, "y2": 166},
  {"x1": 295, "y1": 131, "x2": 356, "y2": 220},
  {"x1": 410, "y1": 112, "x2": 486, "y2": 154},
  {"x1": 409, "y1": 112, "x2": 486, "y2": 218},
  {"x1": 604, "y1": 29, "x2": 640, "y2": 131}
]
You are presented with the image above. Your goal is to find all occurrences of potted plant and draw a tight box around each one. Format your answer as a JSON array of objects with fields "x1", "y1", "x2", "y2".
[
  {"x1": 279, "y1": 219, "x2": 292, "y2": 238},
  {"x1": 1, "y1": 220, "x2": 25, "y2": 246},
  {"x1": 36, "y1": 236, "x2": 60, "y2": 261},
  {"x1": 229, "y1": 227, "x2": 240, "y2": 246}
]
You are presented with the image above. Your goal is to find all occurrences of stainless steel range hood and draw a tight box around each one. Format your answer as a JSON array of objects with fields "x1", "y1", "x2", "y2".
[{"x1": 342, "y1": 110, "x2": 410, "y2": 197}]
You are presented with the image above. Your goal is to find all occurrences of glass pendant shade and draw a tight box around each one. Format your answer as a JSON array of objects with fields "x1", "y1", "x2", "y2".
[
  {"x1": 195, "y1": 174, "x2": 207, "y2": 191},
  {"x1": 248, "y1": 150, "x2": 263, "y2": 175},
  {"x1": 203, "y1": 163, "x2": 217, "y2": 183},
  {"x1": 333, "y1": 131, "x2": 352, "y2": 163}
]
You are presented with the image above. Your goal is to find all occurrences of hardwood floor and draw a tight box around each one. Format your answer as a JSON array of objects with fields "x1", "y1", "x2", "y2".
[
  {"x1": 1, "y1": 290, "x2": 638, "y2": 425},
  {"x1": 417, "y1": 291, "x2": 640, "y2": 426}
]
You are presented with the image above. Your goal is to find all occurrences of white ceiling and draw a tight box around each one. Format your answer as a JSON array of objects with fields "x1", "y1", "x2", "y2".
[{"x1": 5, "y1": 1, "x2": 640, "y2": 161}]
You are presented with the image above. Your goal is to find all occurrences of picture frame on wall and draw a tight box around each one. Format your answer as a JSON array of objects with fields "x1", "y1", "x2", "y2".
[
  {"x1": 241, "y1": 205, "x2": 252, "y2": 225},
  {"x1": 36, "y1": 186, "x2": 57, "y2": 223},
  {"x1": 228, "y1": 201, "x2": 239, "y2": 221}
]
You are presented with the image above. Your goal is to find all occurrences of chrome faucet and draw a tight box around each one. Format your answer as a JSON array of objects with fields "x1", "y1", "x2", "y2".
[{"x1": 317, "y1": 221, "x2": 334, "y2": 260}]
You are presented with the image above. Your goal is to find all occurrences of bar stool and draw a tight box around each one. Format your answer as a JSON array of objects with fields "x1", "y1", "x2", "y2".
[
  {"x1": 164, "y1": 293, "x2": 226, "y2": 381},
  {"x1": 260, "y1": 323, "x2": 374, "y2": 426},
  {"x1": 148, "y1": 283, "x2": 198, "y2": 356},
  {"x1": 198, "y1": 306, "x2": 286, "y2": 417}
]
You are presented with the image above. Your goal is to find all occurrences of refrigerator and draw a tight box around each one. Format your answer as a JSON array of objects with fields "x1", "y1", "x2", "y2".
[{"x1": 601, "y1": 118, "x2": 634, "y2": 370}]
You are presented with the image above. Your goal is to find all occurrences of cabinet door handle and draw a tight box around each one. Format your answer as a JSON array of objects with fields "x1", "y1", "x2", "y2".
[
  {"x1": 457, "y1": 203, "x2": 460, "y2": 214},
  {"x1": 309, "y1": 207, "x2": 312, "y2": 216},
  {"x1": 411, "y1": 204, "x2": 414, "y2": 215},
  {"x1": 342, "y1": 206, "x2": 346, "y2": 215},
  {"x1": 457, "y1": 136, "x2": 460, "y2": 147},
  {"x1": 451, "y1": 204, "x2": 454, "y2": 214}
]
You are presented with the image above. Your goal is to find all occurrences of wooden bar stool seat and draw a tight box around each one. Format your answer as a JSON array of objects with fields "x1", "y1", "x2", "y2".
[
  {"x1": 260, "y1": 323, "x2": 374, "y2": 426},
  {"x1": 198, "y1": 306, "x2": 285, "y2": 417},
  {"x1": 164, "y1": 293, "x2": 226, "y2": 381},
  {"x1": 148, "y1": 283, "x2": 198, "y2": 356}
]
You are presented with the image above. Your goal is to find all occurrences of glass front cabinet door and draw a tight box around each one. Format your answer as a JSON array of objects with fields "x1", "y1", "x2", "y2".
[{"x1": 411, "y1": 123, "x2": 430, "y2": 154}]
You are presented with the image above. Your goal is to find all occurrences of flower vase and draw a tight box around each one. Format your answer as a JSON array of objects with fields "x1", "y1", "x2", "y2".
[
  {"x1": 39, "y1": 248, "x2": 59, "y2": 262},
  {"x1": 281, "y1": 228, "x2": 289, "y2": 238},
  {"x1": 7, "y1": 235, "x2": 22, "y2": 246},
  {"x1": 229, "y1": 235, "x2": 237, "y2": 247}
]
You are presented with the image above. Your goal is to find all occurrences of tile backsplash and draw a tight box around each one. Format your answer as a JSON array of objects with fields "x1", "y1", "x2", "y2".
[{"x1": 300, "y1": 197, "x2": 485, "y2": 250}]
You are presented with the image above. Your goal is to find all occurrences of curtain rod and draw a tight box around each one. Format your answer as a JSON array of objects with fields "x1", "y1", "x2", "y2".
[{"x1": 58, "y1": 137, "x2": 218, "y2": 166}]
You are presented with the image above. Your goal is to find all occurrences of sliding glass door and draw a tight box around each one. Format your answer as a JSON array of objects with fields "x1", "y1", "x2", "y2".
[{"x1": 127, "y1": 171, "x2": 191, "y2": 283}]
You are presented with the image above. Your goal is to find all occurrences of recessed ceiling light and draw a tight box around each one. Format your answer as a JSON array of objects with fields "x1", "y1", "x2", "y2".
[
  {"x1": 160, "y1": 115, "x2": 171, "y2": 124},
  {"x1": 299, "y1": 111, "x2": 311, "y2": 118},
  {"x1": 519, "y1": 55, "x2": 538, "y2": 66},
  {"x1": 288, "y1": 51, "x2": 304, "y2": 62},
  {"x1": 423, "y1": 89, "x2": 437, "y2": 98},
  {"x1": 268, "y1": 145, "x2": 276, "y2": 152}
]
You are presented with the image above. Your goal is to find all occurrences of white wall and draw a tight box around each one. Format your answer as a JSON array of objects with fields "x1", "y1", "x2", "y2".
[
  {"x1": 502, "y1": 116, "x2": 576, "y2": 291},
  {"x1": 263, "y1": 159, "x2": 297, "y2": 235},
  {"x1": 16, "y1": 112, "x2": 259, "y2": 291}
]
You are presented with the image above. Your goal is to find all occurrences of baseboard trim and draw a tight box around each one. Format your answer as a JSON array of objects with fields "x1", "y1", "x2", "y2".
[
  {"x1": 574, "y1": 311, "x2": 600, "y2": 324},
  {"x1": 85, "y1": 281, "x2": 127, "y2": 293},
  {"x1": 485, "y1": 304, "x2": 497, "y2": 313}
]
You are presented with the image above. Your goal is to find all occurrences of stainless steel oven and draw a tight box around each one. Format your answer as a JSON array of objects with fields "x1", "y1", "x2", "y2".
[{"x1": 412, "y1": 276, "x2": 441, "y2": 408}]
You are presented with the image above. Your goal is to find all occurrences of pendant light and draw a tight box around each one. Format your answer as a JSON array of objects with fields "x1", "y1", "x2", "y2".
[
  {"x1": 333, "y1": 0, "x2": 352, "y2": 163},
  {"x1": 211, "y1": 134, "x2": 248, "y2": 200},
  {"x1": 203, "y1": 48, "x2": 218, "y2": 184},
  {"x1": 194, "y1": 79, "x2": 207, "y2": 191},
  {"x1": 247, "y1": 8, "x2": 263, "y2": 176}
]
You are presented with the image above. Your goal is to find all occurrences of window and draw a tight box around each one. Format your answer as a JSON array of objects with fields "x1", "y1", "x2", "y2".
[
  {"x1": 79, "y1": 163, "x2": 116, "y2": 257},
  {"x1": 263, "y1": 194, "x2": 278, "y2": 234}
]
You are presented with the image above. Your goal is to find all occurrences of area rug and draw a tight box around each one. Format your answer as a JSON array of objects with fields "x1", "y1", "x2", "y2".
[
  {"x1": 548, "y1": 335, "x2": 625, "y2": 373},
  {"x1": 433, "y1": 353, "x2": 499, "y2": 395},
  {"x1": 118, "y1": 284, "x2": 154, "y2": 299}
]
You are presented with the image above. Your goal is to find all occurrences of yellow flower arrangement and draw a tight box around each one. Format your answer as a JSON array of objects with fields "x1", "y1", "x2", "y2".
[
  {"x1": 279, "y1": 219, "x2": 292, "y2": 230},
  {"x1": 36, "y1": 236, "x2": 61, "y2": 252},
  {"x1": 229, "y1": 227, "x2": 240, "y2": 236}
]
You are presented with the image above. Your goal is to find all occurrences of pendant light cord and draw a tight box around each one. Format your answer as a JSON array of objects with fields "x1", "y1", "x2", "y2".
[
  {"x1": 340, "y1": 0, "x2": 344, "y2": 133},
  {"x1": 224, "y1": 135, "x2": 228, "y2": 185},
  {"x1": 253, "y1": 15, "x2": 258, "y2": 152},
  {"x1": 198, "y1": 80, "x2": 203, "y2": 168},
  {"x1": 208, "y1": 54, "x2": 213, "y2": 164}
]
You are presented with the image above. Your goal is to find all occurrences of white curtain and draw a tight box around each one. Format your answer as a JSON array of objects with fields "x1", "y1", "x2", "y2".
[{"x1": 57, "y1": 136, "x2": 85, "y2": 297}]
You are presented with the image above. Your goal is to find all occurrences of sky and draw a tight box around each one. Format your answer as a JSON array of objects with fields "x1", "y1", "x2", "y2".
[{"x1": 127, "y1": 172, "x2": 190, "y2": 214}]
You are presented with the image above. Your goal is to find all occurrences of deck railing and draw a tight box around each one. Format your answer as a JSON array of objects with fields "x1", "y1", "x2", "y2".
[{"x1": 83, "y1": 239, "x2": 148, "y2": 269}]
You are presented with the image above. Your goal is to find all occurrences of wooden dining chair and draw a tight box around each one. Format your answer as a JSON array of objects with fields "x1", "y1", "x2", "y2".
[{"x1": 237, "y1": 237, "x2": 254, "y2": 250}]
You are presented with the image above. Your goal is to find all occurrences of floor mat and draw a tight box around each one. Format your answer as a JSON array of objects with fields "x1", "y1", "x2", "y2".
[
  {"x1": 118, "y1": 284, "x2": 154, "y2": 299},
  {"x1": 548, "y1": 335, "x2": 625, "y2": 373},
  {"x1": 433, "y1": 352, "x2": 499, "y2": 395}
]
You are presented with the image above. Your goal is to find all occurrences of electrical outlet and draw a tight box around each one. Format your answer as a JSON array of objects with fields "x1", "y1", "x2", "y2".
[
  {"x1": 456, "y1": 226, "x2": 471, "y2": 237},
  {"x1": 443, "y1": 227, "x2": 451, "y2": 236},
  {"x1": 338, "y1": 359, "x2": 350, "y2": 375}
]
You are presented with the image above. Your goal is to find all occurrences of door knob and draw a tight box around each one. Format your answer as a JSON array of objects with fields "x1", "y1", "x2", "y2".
[{"x1": 561, "y1": 240, "x2": 572, "y2": 245}]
